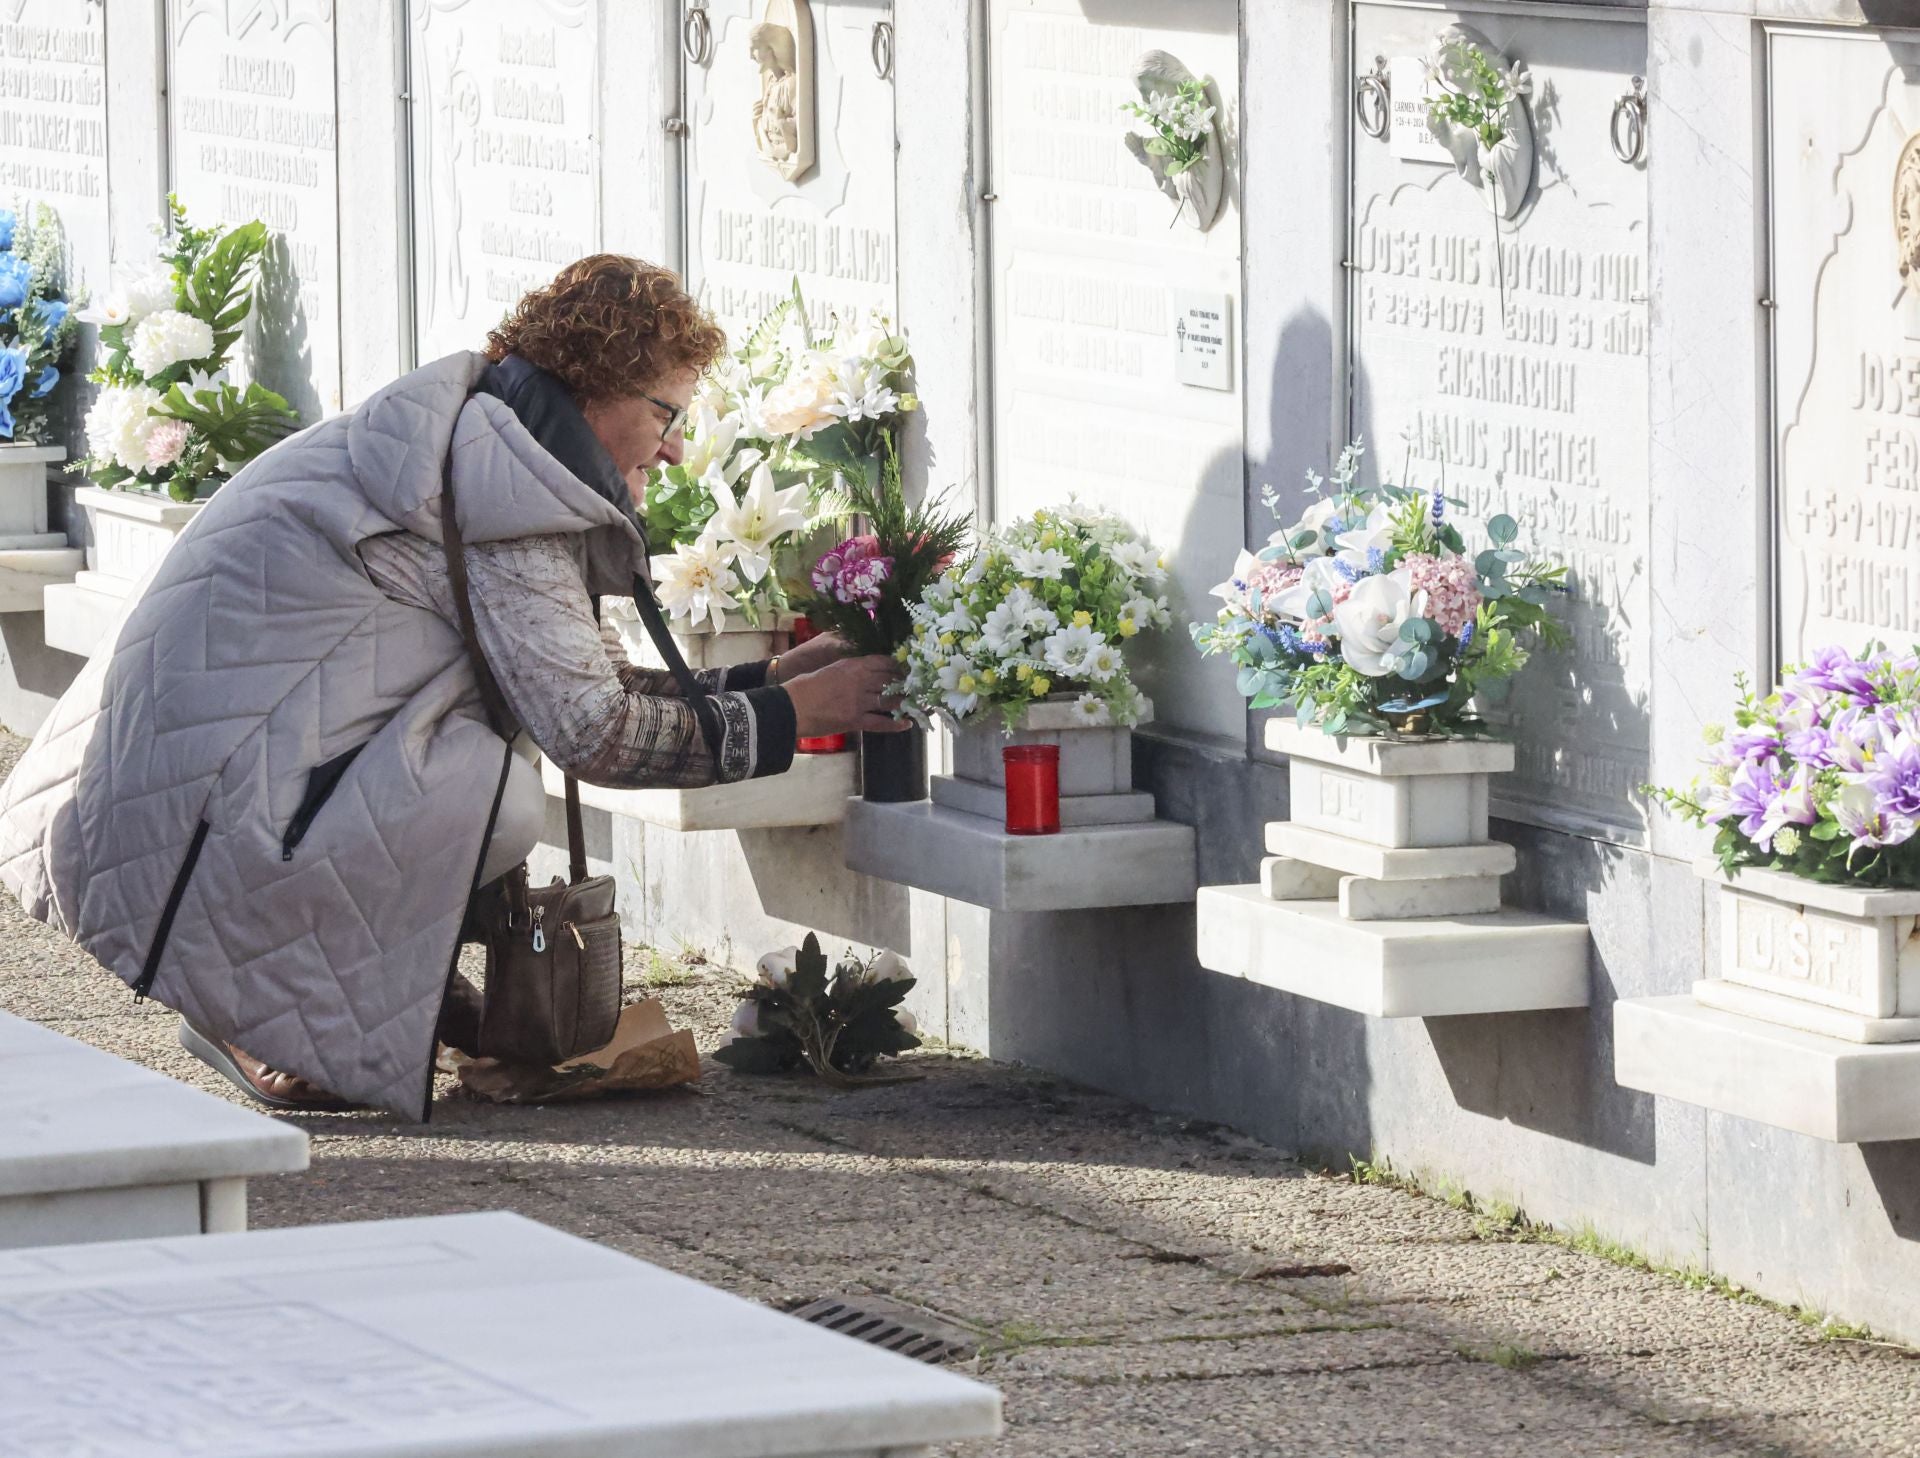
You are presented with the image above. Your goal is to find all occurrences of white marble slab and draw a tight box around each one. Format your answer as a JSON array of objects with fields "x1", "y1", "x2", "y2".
[
  {"x1": 1265, "y1": 822, "x2": 1517, "y2": 882},
  {"x1": 1614, "y1": 995, "x2": 1920, "y2": 1143},
  {"x1": 0, "y1": 547, "x2": 84, "y2": 613},
  {"x1": 1265, "y1": 719, "x2": 1516, "y2": 777},
  {"x1": 1286, "y1": 754, "x2": 1491, "y2": 850},
  {"x1": 932, "y1": 774, "x2": 1159, "y2": 828},
  {"x1": 0, "y1": 1013, "x2": 307, "y2": 1249},
  {"x1": 541, "y1": 754, "x2": 854, "y2": 832},
  {"x1": 40, "y1": 576, "x2": 124, "y2": 659},
  {"x1": 1196, "y1": 885, "x2": 1589, "y2": 1017},
  {"x1": 0, "y1": 1210, "x2": 1002, "y2": 1456},
  {"x1": 950, "y1": 720, "x2": 1133, "y2": 797},
  {"x1": 1693, "y1": 979, "x2": 1920, "y2": 1046},
  {"x1": 845, "y1": 801, "x2": 1197, "y2": 912},
  {"x1": 1696, "y1": 859, "x2": 1920, "y2": 920},
  {"x1": 1338, "y1": 872, "x2": 1502, "y2": 922}
]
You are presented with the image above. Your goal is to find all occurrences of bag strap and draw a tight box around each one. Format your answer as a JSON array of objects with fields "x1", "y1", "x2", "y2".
[
  {"x1": 623, "y1": 571, "x2": 725, "y2": 759},
  {"x1": 438, "y1": 451, "x2": 594, "y2": 885}
]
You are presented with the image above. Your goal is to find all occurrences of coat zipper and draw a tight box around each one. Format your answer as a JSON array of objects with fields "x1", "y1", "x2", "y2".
[{"x1": 134, "y1": 820, "x2": 211, "y2": 1000}]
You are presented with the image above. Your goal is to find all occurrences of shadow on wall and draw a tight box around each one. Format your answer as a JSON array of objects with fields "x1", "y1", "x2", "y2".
[
  {"x1": 252, "y1": 234, "x2": 321, "y2": 425},
  {"x1": 738, "y1": 823, "x2": 914, "y2": 952},
  {"x1": 1861, "y1": 1143, "x2": 1920, "y2": 1243}
]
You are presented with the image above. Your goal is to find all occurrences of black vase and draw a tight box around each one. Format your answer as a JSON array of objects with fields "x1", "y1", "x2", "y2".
[{"x1": 860, "y1": 728, "x2": 928, "y2": 803}]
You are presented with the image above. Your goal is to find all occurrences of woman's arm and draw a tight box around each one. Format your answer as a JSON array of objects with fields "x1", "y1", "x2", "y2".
[{"x1": 361, "y1": 532, "x2": 795, "y2": 789}]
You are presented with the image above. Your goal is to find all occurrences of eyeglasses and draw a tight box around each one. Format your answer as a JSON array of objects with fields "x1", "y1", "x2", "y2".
[{"x1": 642, "y1": 390, "x2": 687, "y2": 442}]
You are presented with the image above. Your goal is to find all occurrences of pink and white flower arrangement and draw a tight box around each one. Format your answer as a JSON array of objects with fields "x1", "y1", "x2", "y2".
[
  {"x1": 1651, "y1": 645, "x2": 1920, "y2": 886},
  {"x1": 811, "y1": 534, "x2": 892, "y2": 609},
  {"x1": 1192, "y1": 439, "x2": 1568, "y2": 736}
]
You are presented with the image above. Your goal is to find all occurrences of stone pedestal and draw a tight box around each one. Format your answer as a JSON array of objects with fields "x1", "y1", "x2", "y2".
[
  {"x1": 844, "y1": 698, "x2": 1197, "y2": 910},
  {"x1": 1196, "y1": 726, "x2": 1588, "y2": 1015},
  {"x1": 541, "y1": 754, "x2": 855, "y2": 833},
  {"x1": 43, "y1": 487, "x2": 202, "y2": 657},
  {"x1": 0, "y1": 445, "x2": 84, "y2": 614}
]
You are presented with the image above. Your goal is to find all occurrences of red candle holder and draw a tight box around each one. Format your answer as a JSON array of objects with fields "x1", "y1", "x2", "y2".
[
  {"x1": 789, "y1": 614, "x2": 850, "y2": 754},
  {"x1": 1002, "y1": 744, "x2": 1061, "y2": 835}
]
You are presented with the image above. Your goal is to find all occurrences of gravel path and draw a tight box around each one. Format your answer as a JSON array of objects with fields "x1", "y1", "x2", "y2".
[{"x1": 3, "y1": 732, "x2": 1917, "y2": 1456}]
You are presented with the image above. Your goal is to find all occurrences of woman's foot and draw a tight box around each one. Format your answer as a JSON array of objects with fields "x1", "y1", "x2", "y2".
[{"x1": 178, "y1": 1019, "x2": 360, "y2": 1112}]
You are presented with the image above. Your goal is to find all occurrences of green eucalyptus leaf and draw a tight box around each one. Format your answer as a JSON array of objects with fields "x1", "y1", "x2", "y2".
[{"x1": 1487, "y1": 513, "x2": 1519, "y2": 546}]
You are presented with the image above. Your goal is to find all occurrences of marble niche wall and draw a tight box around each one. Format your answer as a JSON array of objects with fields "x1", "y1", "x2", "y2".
[
  {"x1": 988, "y1": 0, "x2": 1243, "y2": 744},
  {"x1": 408, "y1": 0, "x2": 601, "y2": 364},
  {"x1": 165, "y1": 0, "x2": 342, "y2": 419}
]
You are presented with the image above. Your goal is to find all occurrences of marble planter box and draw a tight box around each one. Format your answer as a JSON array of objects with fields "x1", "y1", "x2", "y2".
[
  {"x1": 1614, "y1": 996, "x2": 1920, "y2": 1143},
  {"x1": 947, "y1": 698, "x2": 1150, "y2": 798},
  {"x1": 1197, "y1": 885, "x2": 1589, "y2": 1018},
  {"x1": 1268, "y1": 718, "x2": 1511, "y2": 850},
  {"x1": 607, "y1": 601, "x2": 794, "y2": 672},
  {"x1": 0, "y1": 1211, "x2": 1003, "y2": 1455},
  {"x1": 0, "y1": 445, "x2": 85, "y2": 613},
  {"x1": 541, "y1": 753, "x2": 854, "y2": 832},
  {"x1": 844, "y1": 799, "x2": 1197, "y2": 912},
  {"x1": 0, "y1": 1012, "x2": 308, "y2": 1250},
  {"x1": 44, "y1": 487, "x2": 203, "y2": 657}
]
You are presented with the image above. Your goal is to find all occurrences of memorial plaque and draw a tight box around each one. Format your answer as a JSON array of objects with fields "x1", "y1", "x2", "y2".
[
  {"x1": 167, "y1": 0, "x2": 342, "y2": 417},
  {"x1": 0, "y1": 2, "x2": 109, "y2": 302},
  {"x1": 988, "y1": 0, "x2": 1243, "y2": 741},
  {"x1": 409, "y1": 0, "x2": 599, "y2": 363},
  {"x1": 1349, "y1": 7, "x2": 1649, "y2": 843},
  {"x1": 683, "y1": 0, "x2": 897, "y2": 344},
  {"x1": 1771, "y1": 32, "x2": 1920, "y2": 665}
]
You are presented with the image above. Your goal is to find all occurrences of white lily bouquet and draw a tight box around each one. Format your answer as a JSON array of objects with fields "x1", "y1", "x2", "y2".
[
  {"x1": 1191, "y1": 440, "x2": 1568, "y2": 736},
  {"x1": 80, "y1": 196, "x2": 298, "y2": 502},
  {"x1": 902, "y1": 504, "x2": 1172, "y2": 731},
  {"x1": 643, "y1": 283, "x2": 916, "y2": 631}
]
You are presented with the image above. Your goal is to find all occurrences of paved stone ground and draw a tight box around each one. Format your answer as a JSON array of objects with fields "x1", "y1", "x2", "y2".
[{"x1": 6, "y1": 742, "x2": 1920, "y2": 1455}]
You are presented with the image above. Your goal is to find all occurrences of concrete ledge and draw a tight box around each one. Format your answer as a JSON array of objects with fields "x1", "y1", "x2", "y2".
[
  {"x1": 1196, "y1": 884, "x2": 1589, "y2": 1017},
  {"x1": 0, "y1": 548, "x2": 83, "y2": 613},
  {"x1": 42, "y1": 577, "x2": 123, "y2": 658},
  {"x1": 541, "y1": 753, "x2": 856, "y2": 831},
  {"x1": 1265, "y1": 821, "x2": 1518, "y2": 880},
  {"x1": 1693, "y1": 979, "x2": 1920, "y2": 1045},
  {"x1": 844, "y1": 800, "x2": 1198, "y2": 911},
  {"x1": 1615, "y1": 995, "x2": 1920, "y2": 1143}
]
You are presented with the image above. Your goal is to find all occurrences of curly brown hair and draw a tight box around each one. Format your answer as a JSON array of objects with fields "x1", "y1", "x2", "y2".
[{"x1": 484, "y1": 255, "x2": 727, "y2": 406}]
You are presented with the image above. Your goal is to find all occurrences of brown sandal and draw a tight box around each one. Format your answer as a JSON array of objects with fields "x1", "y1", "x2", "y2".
[{"x1": 178, "y1": 1019, "x2": 361, "y2": 1112}]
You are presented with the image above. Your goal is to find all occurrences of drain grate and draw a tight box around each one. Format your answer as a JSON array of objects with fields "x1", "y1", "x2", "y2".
[{"x1": 787, "y1": 1295, "x2": 978, "y2": 1364}]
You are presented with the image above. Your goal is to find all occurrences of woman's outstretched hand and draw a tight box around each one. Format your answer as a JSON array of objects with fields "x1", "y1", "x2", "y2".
[
  {"x1": 772, "y1": 629, "x2": 858, "y2": 682},
  {"x1": 781, "y1": 653, "x2": 911, "y2": 737}
]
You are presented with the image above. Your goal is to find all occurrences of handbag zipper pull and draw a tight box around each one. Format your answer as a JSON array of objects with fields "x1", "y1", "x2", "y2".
[
  {"x1": 531, "y1": 906, "x2": 546, "y2": 953},
  {"x1": 569, "y1": 923, "x2": 585, "y2": 950}
]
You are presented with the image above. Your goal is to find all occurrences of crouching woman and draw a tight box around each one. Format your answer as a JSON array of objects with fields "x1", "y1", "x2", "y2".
[{"x1": 0, "y1": 255, "x2": 902, "y2": 1117}]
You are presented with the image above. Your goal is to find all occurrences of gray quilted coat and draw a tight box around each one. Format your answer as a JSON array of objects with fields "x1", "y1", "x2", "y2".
[{"x1": 0, "y1": 352, "x2": 645, "y2": 1117}]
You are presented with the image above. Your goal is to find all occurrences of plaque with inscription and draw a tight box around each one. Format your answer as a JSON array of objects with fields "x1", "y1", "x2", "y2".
[
  {"x1": 167, "y1": 0, "x2": 342, "y2": 417},
  {"x1": 409, "y1": 0, "x2": 600, "y2": 364},
  {"x1": 0, "y1": 2, "x2": 109, "y2": 302},
  {"x1": 1770, "y1": 32, "x2": 1920, "y2": 666},
  {"x1": 684, "y1": 0, "x2": 896, "y2": 344},
  {"x1": 988, "y1": 0, "x2": 1243, "y2": 741},
  {"x1": 1348, "y1": 7, "x2": 1649, "y2": 843}
]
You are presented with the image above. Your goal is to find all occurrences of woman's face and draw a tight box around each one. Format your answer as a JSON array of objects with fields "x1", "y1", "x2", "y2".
[{"x1": 583, "y1": 366, "x2": 699, "y2": 489}]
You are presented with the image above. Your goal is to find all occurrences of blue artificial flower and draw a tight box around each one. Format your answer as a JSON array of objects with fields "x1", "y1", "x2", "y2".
[
  {"x1": 1333, "y1": 558, "x2": 1360, "y2": 583},
  {"x1": 0, "y1": 255, "x2": 28, "y2": 312},
  {"x1": 0, "y1": 346, "x2": 26, "y2": 408},
  {"x1": 0, "y1": 210, "x2": 14, "y2": 252},
  {"x1": 1325, "y1": 516, "x2": 1347, "y2": 536},
  {"x1": 1430, "y1": 492, "x2": 1446, "y2": 523},
  {"x1": 1366, "y1": 547, "x2": 1386, "y2": 574},
  {"x1": 34, "y1": 298, "x2": 67, "y2": 334},
  {"x1": 1458, "y1": 620, "x2": 1475, "y2": 651},
  {"x1": 30, "y1": 365, "x2": 57, "y2": 399}
]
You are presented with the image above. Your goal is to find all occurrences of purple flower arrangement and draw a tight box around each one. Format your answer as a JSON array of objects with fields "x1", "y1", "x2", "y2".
[
  {"x1": 1651, "y1": 644, "x2": 1920, "y2": 886},
  {"x1": 809, "y1": 533, "x2": 892, "y2": 610}
]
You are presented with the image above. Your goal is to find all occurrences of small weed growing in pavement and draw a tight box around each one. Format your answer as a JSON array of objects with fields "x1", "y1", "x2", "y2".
[
  {"x1": 1456, "y1": 1339, "x2": 1540, "y2": 1371},
  {"x1": 638, "y1": 948, "x2": 699, "y2": 989}
]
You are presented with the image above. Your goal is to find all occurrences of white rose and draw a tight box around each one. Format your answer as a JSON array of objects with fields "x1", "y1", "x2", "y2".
[
  {"x1": 730, "y1": 1001, "x2": 763, "y2": 1038},
  {"x1": 84, "y1": 383, "x2": 165, "y2": 474},
  {"x1": 759, "y1": 369, "x2": 837, "y2": 439},
  {"x1": 128, "y1": 309, "x2": 216, "y2": 378},
  {"x1": 1331, "y1": 572, "x2": 1428, "y2": 678},
  {"x1": 756, "y1": 947, "x2": 798, "y2": 989},
  {"x1": 123, "y1": 267, "x2": 179, "y2": 323},
  {"x1": 894, "y1": 1008, "x2": 919, "y2": 1037},
  {"x1": 869, "y1": 950, "x2": 911, "y2": 984}
]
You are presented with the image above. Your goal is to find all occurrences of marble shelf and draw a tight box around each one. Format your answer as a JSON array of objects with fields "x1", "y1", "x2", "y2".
[
  {"x1": 844, "y1": 800, "x2": 1198, "y2": 912},
  {"x1": 541, "y1": 752, "x2": 856, "y2": 832},
  {"x1": 1614, "y1": 995, "x2": 1920, "y2": 1143},
  {"x1": 41, "y1": 573, "x2": 124, "y2": 657},
  {"x1": 0, "y1": 1012, "x2": 309, "y2": 1250},
  {"x1": 0, "y1": 545, "x2": 84, "y2": 613},
  {"x1": 0, "y1": 1210, "x2": 1002, "y2": 1456},
  {"x1": 1195, "y1": 885, "x2": 1590, "y2": 1017}
]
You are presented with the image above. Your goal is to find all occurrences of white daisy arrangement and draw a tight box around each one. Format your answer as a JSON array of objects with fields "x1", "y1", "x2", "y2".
[
  {"x1": 79, "y1": 195, "x2": 298, "y2": 501},
  {"x1": 642, "y1": 282, "x2": 916, "y2": 630},
  {"x1": 902, "y1": 503, "x2": 1172, "y2": 731}
]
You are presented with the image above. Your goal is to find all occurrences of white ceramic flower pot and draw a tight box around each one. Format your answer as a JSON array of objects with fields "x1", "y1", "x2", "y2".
[
  {"x1": 948, "y1": 697, "x2": 1153, "y2": 798},
  {"x1": 1266, "y1": 718, "x2": 1514, "y2": 851},
  {"x1": 1691, "y1": 862, "x2": 1920, "y2": 1043},
  {"x1": 76, "y1": 485, "x2": 202, "y2": 587},
  {"x1": 0, "y1": 444, "x2": 65, "y2": 547}
]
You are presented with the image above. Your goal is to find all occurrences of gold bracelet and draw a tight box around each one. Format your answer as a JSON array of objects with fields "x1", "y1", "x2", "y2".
[{"x1": 768, "y1": 654, "x2": 782, "y2": 684}]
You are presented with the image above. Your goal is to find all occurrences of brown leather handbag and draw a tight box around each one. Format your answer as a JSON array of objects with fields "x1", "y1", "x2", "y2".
[{"x1": 437, "y1": 465, "x2": 625, "y2": 1066}]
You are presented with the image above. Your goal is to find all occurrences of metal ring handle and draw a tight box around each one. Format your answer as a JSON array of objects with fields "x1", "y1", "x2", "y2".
[
  {"x1": 1355, "y1": 60, "x2": 1390, "y2": 142},
  {"x1": 871, "y1": 19, "x2": 894, "y2": 81},
  {"x1": 682, "y1": 5, "x2": 712, "y2": 67},
  {"x1": 1610, "y1": 76, "x2": 1647, "y2": 165}
]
